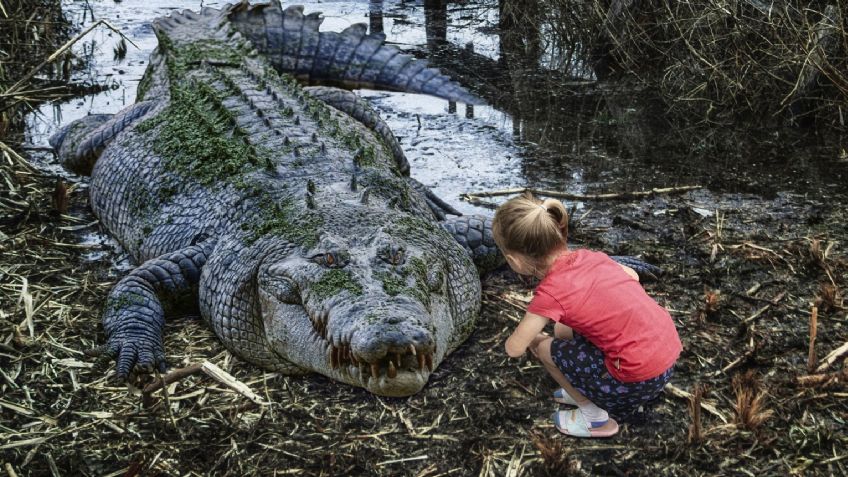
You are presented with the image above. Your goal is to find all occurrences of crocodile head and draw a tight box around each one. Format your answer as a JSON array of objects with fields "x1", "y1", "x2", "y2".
[{"x1": 257, "y1": 208, "x2": 480, "y2": 397}]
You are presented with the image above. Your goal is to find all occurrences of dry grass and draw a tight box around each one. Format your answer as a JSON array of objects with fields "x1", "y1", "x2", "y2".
[
  {"x1": 529, "y1": 430, "x2": 579, "y2": 476},
  {"x1": 686, "y1": 384, "x2": 704, "y2": 445},
  {"x1": 3, "y1": 151, "x2": 848, "y2": 474},
  {"x1": 592, "y1": 0, "x2": 848, "y2": 126},
  {"x1": 815, "y1": 282, "x2": 842, "y2": 312},
  {"x1": 498, "y1": 0, "x2": 847, "y2": 147},
  {"x1": 732, "y1": 370, "x2": 774, "y2": 433},
  {"x1": 694, "y1": 288, "x2": 721, "y2": 323},
  {"x1": 0, "y1": 0, "x2": 71, "y2": 138}
]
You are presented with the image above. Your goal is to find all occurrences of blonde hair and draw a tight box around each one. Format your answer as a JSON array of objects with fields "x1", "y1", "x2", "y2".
[{"x1": 492, "y1": 192, "x2": 568, "y2": 259}]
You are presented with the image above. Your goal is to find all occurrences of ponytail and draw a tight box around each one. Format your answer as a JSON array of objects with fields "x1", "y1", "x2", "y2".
[
  {"x1": 492, "y1": 192, "x2": 569, "y2": 259},
  {"x1": 540, "y1": 197, "x2": 568, "y2": 240}
]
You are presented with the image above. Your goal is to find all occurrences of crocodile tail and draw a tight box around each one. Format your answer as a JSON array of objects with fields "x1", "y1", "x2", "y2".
[{"x1": 226, "y1": 1, "x2": 483, "y2": 105}]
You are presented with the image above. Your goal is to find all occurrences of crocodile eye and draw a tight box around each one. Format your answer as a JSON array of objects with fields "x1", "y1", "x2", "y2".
[{"x1": 315, "y1": 251, "x2": 348, "y2": 268}]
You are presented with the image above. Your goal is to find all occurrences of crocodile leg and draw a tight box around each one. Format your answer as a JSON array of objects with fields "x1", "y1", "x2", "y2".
[
  {"x1": 409, "y1": 178, "x2": 462, "y2": 220},
  {"x1": 440, "y1": 215, "x2": 504, "y2": 274},
  {"x1": 101, "y1": 240, "x2": 214, "y2": 378},
  {"x1": 609, "y1": 255, "x2": 663, "y2": 281},
  {"x1": 51, "y1": 100, "x2": 158, "y2": 175},
  {"x1": 440, "y1": 215, "x2": 663, "y2": 280}
]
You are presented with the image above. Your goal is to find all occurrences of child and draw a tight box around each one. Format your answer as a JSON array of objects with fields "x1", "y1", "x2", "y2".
[{"x1": 492, "y1": 193, "x2": 681, "y2": 438}]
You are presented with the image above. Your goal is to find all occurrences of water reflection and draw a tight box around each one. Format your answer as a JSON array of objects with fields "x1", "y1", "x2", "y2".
[
  {"x1": 23, "y1": 0, "x2": 847, "y2": 202},
  {"x1": 407, "y1": 0, "x2": 847, "y2": 195}
]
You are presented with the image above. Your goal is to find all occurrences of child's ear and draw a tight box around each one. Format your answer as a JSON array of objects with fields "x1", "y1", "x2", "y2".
[{"x1": 504, "y1": 253, "x2": 529, "y2": 275}]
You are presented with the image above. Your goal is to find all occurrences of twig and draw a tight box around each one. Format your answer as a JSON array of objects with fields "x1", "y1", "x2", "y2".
[
  {"x1": 687, "y1": 383, "x2": 704, "y2": 444},
  {"x1": 3, "y1": 19, "x2": 138, "y2": 97},
  {"x1": 742, "y1": 291, "x2": 786, "y2": 324},
  {"x1": 664, "y1": 383, "x2": 728, "y2": 423},
  {"x1": 5, "y1": 462, "x2": 19, "y2": 477},
  {"x1": 155, "y1": 369, "x2": 184, "y2": 438},
  {"x1": 143, "y1": 361, "x2": 269, "y2": 405},
  {"x1": 376, "y1": 455, "x2": 428, "y2": 466},
  {"x1": 807, "y1": 306, "x2": 818, "y2": 374},
  {"x1": 816, "y1": 341, "x2": 848, "y2": 374},
  {"x1": 461, "y1": 185, "x2": 701, "y2": 202},
  {"x1": 143, "y1": 363, "x2": 203, "y2": 394},
  {"x1": 199, "y1": 361, "x2": 269, "y2": 405},
  {"x1": 715, "y1": 336, "x2": 757, "y2": 376},
  {"x1": 0, "y1": 141, "x2": 37, "y2": 173},
  {"x1": 796, "y1": 368, "x2": 848, "y2": 387}
]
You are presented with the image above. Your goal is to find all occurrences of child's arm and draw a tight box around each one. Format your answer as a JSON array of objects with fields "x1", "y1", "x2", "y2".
[
  {"x1": 554, "y1": 322, "x2": 573, "y2": 340},
  {"x1": 619, "y1": 263, "x2": 639, "y2": 282},
  {"x1": 505, "y1": 312, "x2": 550, "y2": 358}
]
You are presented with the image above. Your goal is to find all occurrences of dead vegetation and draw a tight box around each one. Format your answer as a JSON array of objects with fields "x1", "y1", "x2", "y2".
[
  {"x1": 592, "y1": 0, "x2": 848, "y2": 127},
  {"x1": 0, "y1": 0, "x2": 71, "y2": 138},
  {"x1": 731, "y1": 370, "x2": 774, "y2": 433},
  {"x1": 2, "y1": 151, "x2": 847, "y2": 475},
  {"x1": 1, "y1": 0, "x2": 847, "y2": 475},
  {"x1": 498, "y1": 0, "x2": 848, "y2": 152}
]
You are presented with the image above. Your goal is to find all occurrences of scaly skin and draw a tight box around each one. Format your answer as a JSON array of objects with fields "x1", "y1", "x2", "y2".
[
  {"x1": 51, "y1": 2, "x2": 492, "y2": 397},
  {"x1": 51, "y1": 2, "x2": 661, "y2": 397}
]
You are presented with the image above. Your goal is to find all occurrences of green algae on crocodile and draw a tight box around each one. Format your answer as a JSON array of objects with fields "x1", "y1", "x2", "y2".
[
  {"x1": 48, "y1": 2, "x2": 508, "y2": 398},
  {"x1": 312, "y1": 269, "x2": 364, "y2": 301},
  {"x1": 376, "y1": 256, "x2": 432, "y2": 310},
  {"x1": 136, "y1": 82, "x2": 266, "y2": 187},
  {"x1": 245, "y1": 196, "x2": 323, "y2": 248}
]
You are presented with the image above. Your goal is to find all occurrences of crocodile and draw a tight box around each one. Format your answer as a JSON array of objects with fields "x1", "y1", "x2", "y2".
[{"x1": 50, "y1": 1, "x2": 658, "y2": 397}]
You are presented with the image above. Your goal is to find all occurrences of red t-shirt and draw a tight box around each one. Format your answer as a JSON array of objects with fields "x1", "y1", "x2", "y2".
[{"x1": 527, "y1": 249, "x2": 681, "y2": 382}]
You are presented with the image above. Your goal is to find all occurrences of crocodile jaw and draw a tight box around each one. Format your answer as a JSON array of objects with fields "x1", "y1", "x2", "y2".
[{"x1": 261, "y1": 297, "x2": 442, "y2": 397}]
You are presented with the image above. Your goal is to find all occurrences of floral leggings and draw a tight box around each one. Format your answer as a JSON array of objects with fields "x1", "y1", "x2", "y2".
[{"x1": 550, "y1": 334, "x2": 673, "y2": 420}]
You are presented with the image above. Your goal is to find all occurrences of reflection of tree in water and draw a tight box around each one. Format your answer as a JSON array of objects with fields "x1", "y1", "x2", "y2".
[
  {"x1": 368, "y1": 0, "x2": 384, "y2": 34},
  {"x1": 370, "y1": 0, "x2": 841, "y2": 193}
]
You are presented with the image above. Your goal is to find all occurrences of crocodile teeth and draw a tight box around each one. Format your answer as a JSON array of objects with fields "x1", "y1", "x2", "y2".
[
  {"x1": 387, "y1": 360, "x2": 397, "y2": 379},
  {"x1": 417, "y1": 353, "x2": 426, "y2": 371},
  {"x1": 370, "y1": 363, "x2": 380, "y2": 379},
  {"x1": 425, "y1": 353, "x2": 433, "y2": 372},
  {"x1": 330, "y1": 346, "x2": 338, "y2": 369},
  {"x1": 394, "y1": 352, "x2": 402, "y2": 368},
  {"x1": 408, "y1": 344, "x2": 417, "y2": 356}
]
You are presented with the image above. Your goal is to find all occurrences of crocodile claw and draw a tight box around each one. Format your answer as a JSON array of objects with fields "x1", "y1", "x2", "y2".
[{"x1": 106, "y1": 333, "x2": 167, "y2": 380}]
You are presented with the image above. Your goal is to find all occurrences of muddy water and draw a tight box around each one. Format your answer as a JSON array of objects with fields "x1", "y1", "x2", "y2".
[
  {"x1": 23, "y1": 0, "x2": 848, "y2": 228},
  {"x1": 25, "y1": 0, "x2": 521, "y2": 216}
]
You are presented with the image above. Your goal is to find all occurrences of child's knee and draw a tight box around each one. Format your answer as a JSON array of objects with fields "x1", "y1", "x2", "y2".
[{"x1": 535, "y1": 337, "x2": 556, "y2": 365}]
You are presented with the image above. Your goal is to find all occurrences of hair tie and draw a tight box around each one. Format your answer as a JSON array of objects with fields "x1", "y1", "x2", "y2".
[{"x1": 538, "y1": 205, "x2": 547, "y2": 212}]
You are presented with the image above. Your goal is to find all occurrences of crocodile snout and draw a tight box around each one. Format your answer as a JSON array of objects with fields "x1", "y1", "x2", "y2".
[{"x1": 320, "y1": 303, "x2": 440, "y2": 396}]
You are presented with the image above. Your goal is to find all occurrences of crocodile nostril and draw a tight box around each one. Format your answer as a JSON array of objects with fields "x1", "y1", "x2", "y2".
[{"x1": 385, "y1": 316, "x2": 402, "y2": 325}]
